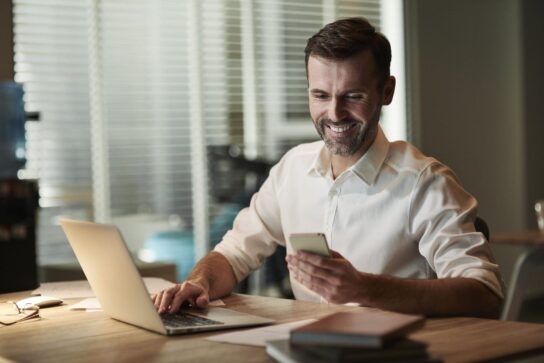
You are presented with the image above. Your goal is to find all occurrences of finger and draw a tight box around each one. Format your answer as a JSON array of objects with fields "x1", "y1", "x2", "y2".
[
  {"x1": 289, "y1": 263, "x2": 325, "y2": 286},
  {"x1": 168, "y1": 283, "x2": 194, "y2": 313},
  {"x1": 289, "y1": 264, "x2": 330, "y2": 294},
  {"x1": 296, "y1": 251, "x2": 338, "y2": 271},
  {"x1": 329, "y1": 249, "x2": 345, "y2": 259},
  {"x1": 185, "y1": 281, "x2": 209, "y2": 308},
  {"x1": 298, "y1": 261, "x2": 330, "y2": 280},
  {"x1": 159, "y1": 284, "x2": 181, "y2": 313},
  {"x1": 168, "y1": 282, "x2": 204, "y2": 313},
  {"x1": 154, "y1": 291, "x2": 164, "y2": 308},
  {"x1": 290, "y1": 259, "x2": 344, "y2": 287},
  {"x1": 195, "y1": 293, "x2": 209, "y2": 309}
]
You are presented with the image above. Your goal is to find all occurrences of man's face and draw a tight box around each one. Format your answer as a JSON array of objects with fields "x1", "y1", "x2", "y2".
[{"x1": 307, "y1": 51, "x2": 394, "y2": 157}]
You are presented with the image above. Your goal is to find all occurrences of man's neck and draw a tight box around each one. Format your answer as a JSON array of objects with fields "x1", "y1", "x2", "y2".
[{"x1": 330, "y1": 130, "x2": 378, "y2": 179}]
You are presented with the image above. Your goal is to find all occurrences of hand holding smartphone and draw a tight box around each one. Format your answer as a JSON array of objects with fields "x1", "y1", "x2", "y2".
[{"x1": 288, "y1": 233, "x2": 331, "y2": 257}]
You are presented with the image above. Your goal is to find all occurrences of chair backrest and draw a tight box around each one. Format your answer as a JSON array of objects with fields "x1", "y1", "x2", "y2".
[
  {"x1": 474, "y1": 216, "x2": 490, "y2": 241},
  {"x1": 501, "y1": 247, "x2": 544, "y2": 321}
]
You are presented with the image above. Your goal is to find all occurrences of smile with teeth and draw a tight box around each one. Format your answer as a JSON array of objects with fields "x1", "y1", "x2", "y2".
[{"x1": 328, "y1": 123, "x2": 356, "y2": 133}]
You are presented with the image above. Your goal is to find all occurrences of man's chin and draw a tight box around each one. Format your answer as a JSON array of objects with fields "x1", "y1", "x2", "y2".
[{"x1": 325, "y1": 141, "x2": 358, "y2": 156}]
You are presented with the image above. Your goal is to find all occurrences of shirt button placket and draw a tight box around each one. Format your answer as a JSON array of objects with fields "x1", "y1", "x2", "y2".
[
  {"x1": 322, "y1": 182, "x2": 341, "y2": 304},
  {"x1": 326, "y1": 187, "x2": 338, "y2": 245}
]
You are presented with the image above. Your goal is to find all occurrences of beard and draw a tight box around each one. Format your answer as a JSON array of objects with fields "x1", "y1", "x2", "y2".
[{"x1": 314, "y1": 117, "x2": 370, "y2": 156}]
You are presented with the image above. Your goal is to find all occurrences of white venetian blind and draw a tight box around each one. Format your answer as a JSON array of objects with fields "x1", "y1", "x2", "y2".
[
  {"x1": 13, "y1": 0, "x2": 92, "y2": 264},
  {"x1": 98, "y1": 0, "x2": 193, "y2": 223},
  {"x1": 12, "y1": 0, "x2": 392, "y2": 267}
]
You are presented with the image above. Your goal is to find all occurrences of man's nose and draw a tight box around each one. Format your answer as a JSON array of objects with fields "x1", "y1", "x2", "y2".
[{"x1": 327, "y1": 97, "x2": 348, "y2": 122}]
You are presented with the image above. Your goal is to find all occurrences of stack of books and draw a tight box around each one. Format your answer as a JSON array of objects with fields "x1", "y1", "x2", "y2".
[{"x1": 266, "y1": 311, "x2": 441, "y2": 363}]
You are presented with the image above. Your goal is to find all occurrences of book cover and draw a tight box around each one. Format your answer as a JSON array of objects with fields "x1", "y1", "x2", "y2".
[{"x1": 290, "y1": 311, "x2": 425, "y2": 348}]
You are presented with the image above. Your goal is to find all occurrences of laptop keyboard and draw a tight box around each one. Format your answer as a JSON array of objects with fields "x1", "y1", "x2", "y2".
[{"x1": 160, "y1": 313, "x2": 224, "y2": 328}]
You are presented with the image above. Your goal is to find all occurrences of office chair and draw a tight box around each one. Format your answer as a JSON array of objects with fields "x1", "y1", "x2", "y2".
[
  {"x1": 475, "y1": 216, "x2": 544, "y2": 321},
  {"x1": 474, "y1": 216, "x2": 490, "y2": 241},
  {"x1": 501, "y1": 246, "x2": 544, "y2": 321}
]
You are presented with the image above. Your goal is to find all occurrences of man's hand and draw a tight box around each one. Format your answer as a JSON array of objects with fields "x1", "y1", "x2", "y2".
[
  {"x1": 286, "y1": 250, "x2": 369, "y2": 304},
  {"x1": 153, "y1": 280, "x2": 210, "y2": 313},
  {"x1": 286, "y1": 249, "x2": 502, "y2": 318},
  {"x1": 151, "y1": 251, "x2": 237, "y2": 314}
]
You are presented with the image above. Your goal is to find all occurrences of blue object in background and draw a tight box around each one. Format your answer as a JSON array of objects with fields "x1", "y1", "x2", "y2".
[
  {"x1": 145, "y1": 230, "x2": 195, "y2": 282},
  {"x1": 0, "y1": 82, "x2": 26, "y2": 178},
  {"x1": 144, "y1": 203, "x2": 244, "y2": 281}
]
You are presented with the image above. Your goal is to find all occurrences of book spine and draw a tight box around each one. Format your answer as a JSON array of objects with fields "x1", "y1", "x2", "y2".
[{"x1": 290, "y1": 333, "x2": 382, "y2": 349}]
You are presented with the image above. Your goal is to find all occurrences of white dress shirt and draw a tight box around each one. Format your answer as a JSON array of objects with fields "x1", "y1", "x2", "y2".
[{"x1": 214, "y1": 127, "x2": 504, "y2": 302}]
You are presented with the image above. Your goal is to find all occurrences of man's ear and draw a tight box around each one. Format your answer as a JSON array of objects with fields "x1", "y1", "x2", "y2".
[{"x1": 382, "y1": 76, "x2": 396, "y2": 105}]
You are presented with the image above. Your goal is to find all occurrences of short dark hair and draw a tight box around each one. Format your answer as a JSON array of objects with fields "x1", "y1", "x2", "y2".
[{"x1": 305, "y1": 17, "x2": 391, "y2": 89}]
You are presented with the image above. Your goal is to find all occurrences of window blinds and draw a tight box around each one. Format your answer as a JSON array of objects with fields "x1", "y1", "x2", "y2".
[{"x1": 13, "y1": 0, "x2": 390, "y2": 266}]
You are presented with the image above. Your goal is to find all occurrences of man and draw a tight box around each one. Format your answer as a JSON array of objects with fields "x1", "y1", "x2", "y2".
[{"x1": 154, "y1": 17, "x2": 503, "y2": 318}]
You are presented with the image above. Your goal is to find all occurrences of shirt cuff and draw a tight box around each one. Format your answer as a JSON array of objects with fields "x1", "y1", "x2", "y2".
[
  {"x1": 460, "y1": 268, "x2": 505, "y2": 300},
  {"x1": 213, "y1": 242, "x2": 251, "y2": 283}
]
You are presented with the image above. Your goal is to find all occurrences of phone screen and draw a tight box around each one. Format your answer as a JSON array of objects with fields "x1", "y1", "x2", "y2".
[{"x1": 288, "y1": 233, "x2": 331, "y2": 257}]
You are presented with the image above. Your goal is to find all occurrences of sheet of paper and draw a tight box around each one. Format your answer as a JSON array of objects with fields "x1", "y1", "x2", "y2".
[
  {"x1": 209, "y1": 299, "x2": 225, "y2": 307},
  {"x1": 206, "y1": 319, "x2": 316, "y2": 347},
  {"x1": 32, "y1": 277, "x2": 177, "y2": 299},
  {"x1": 68, "y1": 297, "x2": 102, "y2": 311}
]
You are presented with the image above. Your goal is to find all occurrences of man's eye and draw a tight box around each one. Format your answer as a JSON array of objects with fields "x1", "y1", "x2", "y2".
[
  {"x1": 346, "y1": 94, "x2": 364, "y2": 101},
  {"x1": 312, "y1": 93, "x2": 328, "y2": 100}
]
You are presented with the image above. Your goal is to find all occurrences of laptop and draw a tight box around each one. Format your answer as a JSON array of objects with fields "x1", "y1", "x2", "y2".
[{"x1": 59, "y1": 218, "x2": 274, "y2": 335}]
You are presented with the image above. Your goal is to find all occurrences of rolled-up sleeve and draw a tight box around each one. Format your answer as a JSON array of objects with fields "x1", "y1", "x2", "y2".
[
  {"x1": 409, "y1": 162, "x2": 505, "y2": 299},
  {"x1": 214, "y1": 163, "x2": 285, "y2": 283}
]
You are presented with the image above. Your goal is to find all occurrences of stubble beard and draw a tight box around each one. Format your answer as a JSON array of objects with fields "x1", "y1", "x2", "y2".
[{"x1": 315, "y1": 117, "x2": 369, "y2": 156}]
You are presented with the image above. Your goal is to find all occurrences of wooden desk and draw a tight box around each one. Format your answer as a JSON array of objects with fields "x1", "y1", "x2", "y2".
[{"x1": 1, "y1": 292, "x2": 544, "y2": 363}]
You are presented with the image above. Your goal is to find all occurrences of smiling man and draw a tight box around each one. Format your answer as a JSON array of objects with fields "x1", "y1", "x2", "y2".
[{"x1": 154, "y1": 17, "x2": 504, "y2": 318}]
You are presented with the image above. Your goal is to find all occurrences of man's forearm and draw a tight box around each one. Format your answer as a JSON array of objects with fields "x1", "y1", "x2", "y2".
[
  {"x1": 361, "y1": 274, "x2": 502, "y2": 319},
  {"x1": 187, "y1": 251, "x2": 238, "y2": 300}
]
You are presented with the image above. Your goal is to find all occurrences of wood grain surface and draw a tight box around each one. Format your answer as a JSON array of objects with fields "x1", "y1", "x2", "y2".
[{"x1": 1, "y1": 291, "x2": 544, "y2": 363}]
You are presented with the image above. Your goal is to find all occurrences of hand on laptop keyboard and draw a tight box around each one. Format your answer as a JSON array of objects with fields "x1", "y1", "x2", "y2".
[{"x1": 153, "y1": 280, "x2": 209, "y2": 314}]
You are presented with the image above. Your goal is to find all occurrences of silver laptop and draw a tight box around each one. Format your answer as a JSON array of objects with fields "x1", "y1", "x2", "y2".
[{"x1": 60, "y1": 218, "x2": 273, "y2": 335}]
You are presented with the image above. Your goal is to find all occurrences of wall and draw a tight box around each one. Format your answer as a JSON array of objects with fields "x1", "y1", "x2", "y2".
[
  {"x1": 522, "y1": 0, "x2": 544, "y2": 225},
  {"x1": 406, "y1": 0, "x2": 544, "y2": 288},
  {"x1": 0, "y1": 0, "x2": 14, "y2": 81}
]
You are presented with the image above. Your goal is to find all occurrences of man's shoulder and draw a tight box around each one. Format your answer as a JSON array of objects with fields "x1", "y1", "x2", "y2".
[
  {"x1": 385, "y1": 140, "x2": 442, "y2": 176},
  {"x1": 278, "y1": 140, "x2": 324, "y2": 165},
  {"x1": 268, "y1": 140, "x2": 324, "y2": 180}
]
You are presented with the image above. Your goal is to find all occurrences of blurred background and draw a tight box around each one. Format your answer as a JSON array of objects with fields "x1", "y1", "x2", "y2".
[{"x1": 0, "y1": 0, "x2": 543, "y2": 321}]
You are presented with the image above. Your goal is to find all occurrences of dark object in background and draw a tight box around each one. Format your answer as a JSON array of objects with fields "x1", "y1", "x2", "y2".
[
  {"x1": 0, "y1": 179, "x2": 39, "y2": 293},
  {"x1": 208, "y1": 145, "x2": 292, "y2": 298},
  {"x1": 207, "y1": 144, "x2": 271, "y2": 206},
  {"x1": 0, "y1": 82, "x2": 26, "y2": 178},
  {"x1": 0, "y1": 82, "x2": 40, "y2": 293}
]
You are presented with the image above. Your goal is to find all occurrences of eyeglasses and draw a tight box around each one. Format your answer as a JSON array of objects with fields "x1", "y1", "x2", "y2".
[{"x1": 0, "y1": 301, "x2": 40, "y2": 326}]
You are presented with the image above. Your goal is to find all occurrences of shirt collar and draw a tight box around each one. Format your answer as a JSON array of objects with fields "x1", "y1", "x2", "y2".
[
  {"x1": 307, "y1": 143, "x2": 331, "y2": 177},
  {"x1": 307, "y1": 126, "x2": 390, "y2": 185}
]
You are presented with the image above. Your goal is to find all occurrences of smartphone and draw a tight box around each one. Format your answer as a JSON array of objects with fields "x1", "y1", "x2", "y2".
[{"x1": 288, "y1": 233, "x2": 331, "y2": 257}]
